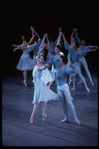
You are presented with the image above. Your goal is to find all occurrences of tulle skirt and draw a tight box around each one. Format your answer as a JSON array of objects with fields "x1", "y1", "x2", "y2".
[
  {"x1": 32, "y1": 78, "x2": 58, "y2": 104},
  {"x1": 17, "y1": 55, "x2": 33, "y2": 71}
]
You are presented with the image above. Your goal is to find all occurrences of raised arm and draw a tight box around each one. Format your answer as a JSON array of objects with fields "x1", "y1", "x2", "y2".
[
  {"x1": 74, "y1": 28, "x2": 78, "y2": 39},
  {"x1": 70, "y1": 28, "x2": 75, "y2": 41},
  {"x1": 27, "y1": 27, "x2": 35, "y2": 45},
  {"x1": 57, "y1": 31, "x2": 62, "y2": 46},
  {"x1": 32, "y1": 28, "x2": 40, "y2": 39},
  {"x1": 61, "y1": 32, "x2": 66, "y2": 42},
  {"x1": 46, "y1": 34, "x2": 50, "y2": 48},
  {"x1": 37, "y1": 44, "x2": 45, "y2": 56},
  {"x1": 41, "y1": 33, "x2": 47, "y2": 45}
]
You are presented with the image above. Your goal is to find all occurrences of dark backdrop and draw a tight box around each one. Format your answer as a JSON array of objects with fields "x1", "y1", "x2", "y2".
[{"x1": 2, "y1": 2, "x2": 98, "y2": 76}]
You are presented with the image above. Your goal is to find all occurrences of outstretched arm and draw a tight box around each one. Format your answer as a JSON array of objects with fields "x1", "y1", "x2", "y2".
[{"x1": 13, "y1": 46, "x2": 27, "y2": 52}]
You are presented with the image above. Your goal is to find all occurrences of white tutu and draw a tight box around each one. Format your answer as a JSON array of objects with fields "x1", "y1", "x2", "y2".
[{"x1": 32, "y1": 67, "x2": 58, "y2": 104}]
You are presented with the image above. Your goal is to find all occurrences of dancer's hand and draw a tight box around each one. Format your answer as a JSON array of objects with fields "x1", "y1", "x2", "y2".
[
  {"x1": 72, "y1": 69, "x2": 76, "y2": 73},
  {"x1": 13, "y1": 47, "x2": 18, "y2": 52},
  {"x1": 59, "y1": 27, "x2": 61, "y2": 32},
  {"x1": 73, "y1": 28, "x2": 77, "y2": 32},
  {"x1": 95, "y1": 46, "x2": 98, "y2": 50},
  {"x1": 12, "y1": 44, "x2": 17, "y2": 47},
  {"x1": 30, "y1": 26, "x2": 34, "y2": 31},
  {"x1": 44, "y1": 33, "x2": 48, "y2": 37},
  {"x1": 45, "y1": 64, "x2": 49, "y2": 68}
]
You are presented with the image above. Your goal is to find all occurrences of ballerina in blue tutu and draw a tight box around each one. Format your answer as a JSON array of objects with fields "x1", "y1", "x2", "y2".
[
  {"x1": 12, "y1": 27, "x2": 34, "y2": 86},
  {"x1": 30, "y1": 47, "x2": 58, "y2": 123}
]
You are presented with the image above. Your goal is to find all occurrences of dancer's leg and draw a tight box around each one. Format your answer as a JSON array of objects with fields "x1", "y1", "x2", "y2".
[
  {"x1": 71, "y1": 75, "x2": 76, "y2": 90},
  {"x1": 23, "y1": 70, "x2": 27, "y2": 86},
  {"x1": 81, "y1": 57, "x2": 94, "y2": 86},
  {"x1": 57, "y1": 86, "x2": 68, "y2": 122},
  {"x1": 41, "y1": 102, "x2": 47, "y2": 122},
  {"x1": 73, "y1": 63, "x2": 90, "y2": 92},
  {"x1": 30, "y1": 104, "x2": 39, "y2": 123},
  {"x1": 77, "y1": 61, "x2": 82, "y2": 84},
  {"x1": 63, "y1": 84, "x2": 81, "y2": 125},
  {"x1": 69, "y1": 75, "x2": 72, "y2": 85}
]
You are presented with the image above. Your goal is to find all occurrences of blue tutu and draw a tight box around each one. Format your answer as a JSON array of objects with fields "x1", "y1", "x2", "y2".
[{"x1": 16, "y1": 50, "x2": 33, "y2": 71}]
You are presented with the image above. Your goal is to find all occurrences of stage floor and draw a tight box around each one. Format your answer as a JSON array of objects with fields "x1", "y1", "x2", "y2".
[{"x1": 2, "y1": 70, "x2": 98, "y2": 146}]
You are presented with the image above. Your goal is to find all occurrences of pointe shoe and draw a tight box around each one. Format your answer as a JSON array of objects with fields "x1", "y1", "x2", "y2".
[
  {"x1": 70, "y1": 87, "x2": 75, "y2": 91},
  {"x1": 86, "y1": 87, "x2": 90, "y2": 92},
  {"x1": 60, "y1": 117, "x2": 68, "y2": 123},
  {"x1": 75, "y1": 119, "x2": 81, "y2": 125},
  {"x1": 23, "y1": 80, "x2": 27, "y2": 87},
  {"x1": 42, "y1": 114, "x2": 47, "y2": 122},
  {"x1": 77, "y1": 81, "x2": 82, "y2": 85},
  {"x1": 30, "y1": 116, "x2": 34, "y2": 124}
]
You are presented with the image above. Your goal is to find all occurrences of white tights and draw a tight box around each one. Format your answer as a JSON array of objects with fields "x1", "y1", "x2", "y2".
[
  {"x1": 78, "y1": 57, "x2": 93, "y2": 86},
  {"x1": 72, "y1": 62, "x2": 90, "y2": 92},
  {"x1": 57, "y1": 84, "x2": 79, "y2": 123}
]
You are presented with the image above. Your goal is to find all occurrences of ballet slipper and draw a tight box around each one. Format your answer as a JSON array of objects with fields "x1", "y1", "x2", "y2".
[
  {"x1": 23, "y1": 80, "x2": 27, "y2": 87},
  {"x1": 86, "y1": 87, "x2": 90, "y2": 92},
  {"x1": 75, "y1": 119, "x2": 81, "y2": 125},
  {"x1": 30, "y1": 115, "x2": 34, "y2": 124},
  {"x1": 42, "y1": 114, "x2": 47, "y2": 122},
  {"x1": 60, "y1": 117, "x2": 68, "y2": 123},
  {"x1": 77, "y1": 81, "x2": 82, "y2": 85},
  {"x1": 70, "y1": 87, "x2": 75, "y2": 91}
]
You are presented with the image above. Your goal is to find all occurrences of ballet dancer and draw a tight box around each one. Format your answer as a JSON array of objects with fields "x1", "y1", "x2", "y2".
[
  {"x1": 37, "y1": 34, "x2": 55, "y2": 88},
  {"x1": 57, "y1": 55, "x2": 81, "y2": 125},
  {"x1": 30, "y1": 53, "x2": 58, "y2": 124},
  {"x1": 77, "y1": 39, "x2": 98, "y2": 86},
  {"x1": 61, "y1": 30, "x2": 91, "y2": 92},
  {"x1": 12, "y1": 27, "x2": 34, "y2": 86},
  {"x1": 65, "y1": 41, "x2": 91, "y2": 92},
  {"x1": 61, "y1": 29, "x2": 80, "y2": 85}
]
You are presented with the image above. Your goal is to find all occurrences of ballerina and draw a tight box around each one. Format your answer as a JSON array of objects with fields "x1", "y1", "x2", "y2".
[
  {"x1": 30, "y1": 51, "x2": 58, "y2": 123},
  {"x1": 37, "y1": 34, "x2": 55, "y2": 88},
  {"x1": 12, "y1": 27, "x2": 34, "y2": 86}
]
